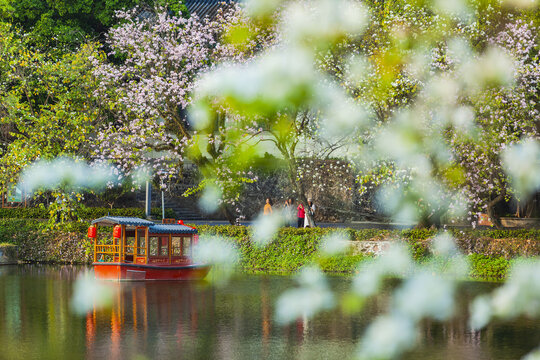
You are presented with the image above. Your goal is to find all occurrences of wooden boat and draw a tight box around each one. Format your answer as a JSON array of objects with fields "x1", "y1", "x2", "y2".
[{"x1": 88, "y1": 216, "x2": 210, "y2": 281}]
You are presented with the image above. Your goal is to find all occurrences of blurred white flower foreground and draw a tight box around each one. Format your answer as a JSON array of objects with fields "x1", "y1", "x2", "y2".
[
  {"x1": 71, "y1": 272, "x2": 115, "y2": 315},
  {"x1": 188, "y1": 0, "x2": 540, "y2": 356},
  {"x1": 71, "y1": 0, "x2": 540, "y2": 357}
]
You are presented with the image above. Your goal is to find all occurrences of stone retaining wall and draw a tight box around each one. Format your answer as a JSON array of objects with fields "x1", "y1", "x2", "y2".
[
  {"x1": 0, "y1": 245, "x2": 18, "y2": 265},
  {"x1": 349, "y1": 240, "x2": 393, "y2": 256}
]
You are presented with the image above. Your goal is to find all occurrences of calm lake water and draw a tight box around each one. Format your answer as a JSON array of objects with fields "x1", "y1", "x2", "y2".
[{"x1": 0, "y1": 265, "x2": 538, "y2": 360}]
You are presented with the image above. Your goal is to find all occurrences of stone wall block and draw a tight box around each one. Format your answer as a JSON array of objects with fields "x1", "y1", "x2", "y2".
[{"x1": 0, "y1": 245, "x2": 18, "y2": 265}]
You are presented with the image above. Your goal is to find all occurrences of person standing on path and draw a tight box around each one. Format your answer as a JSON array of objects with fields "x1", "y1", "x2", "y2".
[
  {"x1": 297, "y1": 203, "x2": 305, "y2": 228},
  {"x1": 304, "y1": 199, "x2": 316, "y2": 228},
  {"x1": 263, "y1": 198, "x2": 273, "y2": 215},
  {"x1": 284, "y1": 198, "x2": 292, "y2": 226},
  {"x1": 288, "y1": 198, "x2": 295, "y2": 226}
]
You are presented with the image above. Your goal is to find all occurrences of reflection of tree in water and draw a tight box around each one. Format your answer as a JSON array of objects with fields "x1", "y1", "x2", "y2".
[
  {"x1": 1, "y1": 268, "x2": 537, "y2": 360},
  {"x1": 80, "y1": 277, "x2": 540, "y2": 360},
  {"x1": 409, "y1": 282, "x2": 540, "y2": 360}
]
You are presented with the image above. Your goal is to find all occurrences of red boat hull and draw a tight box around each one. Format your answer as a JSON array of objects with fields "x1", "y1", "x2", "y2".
[{"x1": 93, "y1": 263, "x2": 211, "y2": 281}]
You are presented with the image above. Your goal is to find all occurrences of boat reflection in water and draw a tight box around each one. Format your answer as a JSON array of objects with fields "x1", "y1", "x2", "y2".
[
  {"x1": 82, "y1": 277, "x2": 540, "y2": 360},
  {"x1": 83, "y1": 278, "x2": 319, "y2": 360},
  {"x1": 85, "y1": 281, "x2": 211, "y2": 360},
  {"x1": 82, "y1": 277, "x2": 358, "y2": 360}
]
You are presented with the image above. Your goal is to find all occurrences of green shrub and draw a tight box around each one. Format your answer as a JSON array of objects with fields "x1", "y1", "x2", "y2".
[
  {"x1": 78, "y1": 206, "x2": 176, "y2": 219},
  {"x1": 0, "y1": 207, "x2": 176, "y2": 220},
  {"x1": 468, "y1": 254, "x2": 510, "y2": 280},
  {"x1": 0, "y1": 207, "x2": 48, "y2": 219},
  {"x1": 401, "y1": 228, "x2": 437, "y2": 241},
  {"x1": 0, "y1": 243, "x2": 18, "y2": 261},
  {"x1": 0, "y1": 219, "x2": 90, "y2": 263},
  {"x1": 350, "y1": 229, "x2": 396, "y2": 241},
  {"x1": 1, "y1": 218, "x2": 539, "y2": 276},
  {"x1": 317, "y1": 254, "x2": 367, "y2": 273}
]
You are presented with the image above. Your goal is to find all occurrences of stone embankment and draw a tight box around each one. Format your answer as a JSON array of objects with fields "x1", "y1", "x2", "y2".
[
  {"x1": 0, "y1": 219, "x2": 538, "y2": 279},
  {"x1": 349, "y1": 240, "x2": 393, "y2": 256},
  {"x1": 0, "y1": 244, "x2": 18, "y2": 265}
]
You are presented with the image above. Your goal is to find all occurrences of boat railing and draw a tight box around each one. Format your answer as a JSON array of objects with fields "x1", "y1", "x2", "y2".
[
  {"x1": 124, "y1": 245, "x2": 146, "y2": 256},
  {"x1": 94, "y1": 242, "x2": 148, "y2": 263},
  {"x1": 95, "y1": 244, "x2": 119, "y2": 254},
  {"x1": 95, "y1": 244, "x2": 120, "y2": 262}
]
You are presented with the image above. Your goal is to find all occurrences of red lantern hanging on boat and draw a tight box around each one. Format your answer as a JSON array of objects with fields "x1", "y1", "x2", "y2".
[
  {"x1": 113, "y1": 225, "x2": 122, "y2": 238},
  {"x1": 87, "y1": 225, "x2": 97, "y2": 238},
  {"x1": 177, "y1": 220, "x2": 184, "y2": 225}
]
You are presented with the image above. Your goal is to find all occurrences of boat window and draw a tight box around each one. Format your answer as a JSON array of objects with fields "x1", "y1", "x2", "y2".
[
  {"x1": 149, "y1": 236, "x2": 159, "y2": 256},
  {"x1": 172, "y1": 237, "x2": 182, "y2": 256},
  {"x1": 126, "y1": 234, "x2": 135, "y2": 254},
  {"x1": 159, "y1": 237, "x2": 168, "y2": 256},
  {"x1": 182, "y1": 237, "x2": 192, "y2": 257},
  {"x1": 136, "y1": 229, "x2": 146, "y2": 256}
]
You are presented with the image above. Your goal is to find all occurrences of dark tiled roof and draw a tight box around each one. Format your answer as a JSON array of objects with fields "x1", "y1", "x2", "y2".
[
  {"x1": 134, "y1": 3, "x2": 155, "y2": 21},
  {"x1": 91, "y1": 216, "x2": 155, "y2": 227},
  {"x1": 185, "y1": 0, "x2": 238, "y2": 20},
  {"x1": 149, "y1": 224, "x2": 198, "y2": 234}
]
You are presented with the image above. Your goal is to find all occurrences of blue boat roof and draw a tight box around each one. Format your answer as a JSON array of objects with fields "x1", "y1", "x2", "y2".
[
  {"x1": 91, "y1": 216, "x2": 198, "y2": 234},
  {"x1": 91, "y1": 216, "x2": 155, "y2": 227},
  {"x1": 149, "y1": 224, "x2": 198, "y2": 234}
]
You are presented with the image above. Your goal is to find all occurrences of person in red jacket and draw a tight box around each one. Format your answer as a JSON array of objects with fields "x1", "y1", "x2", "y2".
[{"x1": 297, "y1": 203, "x2": 305, "y2": 228}]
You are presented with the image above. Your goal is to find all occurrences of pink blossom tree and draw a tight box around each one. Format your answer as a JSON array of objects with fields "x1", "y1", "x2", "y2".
[
  {"x1": 92, "y1": 5, "x2": 274, "y2": 221},
  {"x1": 328, "y1": 9, "x2": 540, "y2": 227},
  {"x1": 448, "y1": 20, "x2": 540, "y2": 227}
]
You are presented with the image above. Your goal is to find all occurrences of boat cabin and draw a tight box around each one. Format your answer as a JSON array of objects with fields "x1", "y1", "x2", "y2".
[{"x1": 88, "y1": 216, "x2": 199, "y2": 267}]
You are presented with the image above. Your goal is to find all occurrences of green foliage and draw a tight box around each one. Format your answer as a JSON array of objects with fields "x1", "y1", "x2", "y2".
[
  {"x1": 401, "y1": 228, "x2": 438, "y2": 240},
  {"x1": 407, "y1": 239, "x2": 431, "y2": 261},
  {"x1": 1, "y1": 0, "x2": 188, "y2": 49},
  {"x1": 193, "y1": 226, "x2": 540, "y2": 274},
  {"x1": 317, "y1": 254, "x2": 367, "y2": 273},
  {"x1": 194, "y1": 224, "x2": 249, "y2": 238},
  {"x1": 238, "y1": 229, "x2": 319, "y2": 271},
  {"x1": 43, "y1": 191, "x2": 84, "y2": 228},
  {"x1": 0, "y1": 218, "x2": 93, "y2": 263},
  {"x1": 468, "y1": 254, "x2": 510, "y2": 280},
  {"x1": 0, "y1": 241, "x2": 18, "y2": 260},
  {"x1": 0, "y1": 26, "x2": 104, "y2": 186},
  {"x1": 0, "y1": 206, "x2": 175, "y2": 219},
  {"x1": 349, "y1": 228, "x2": 396, "y2": 241},
  {"x1": 458, "y1": 229, "x2": 540, "y2": 240},
  {"x1": 2, "y1": 218, "x2": 539, "y2": 278},
  {"x1": 0, "y1": 207, "x2": 48, "y2": 218},
  {"x1": 79, "y1": 206, "x2": 176, "y2": 219}
]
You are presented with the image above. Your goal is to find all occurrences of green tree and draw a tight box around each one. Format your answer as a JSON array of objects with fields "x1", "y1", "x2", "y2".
[
  {"x1": 0, "y1": 0, "x2": 187, "y2": 49},
  {"x1": 0, "y1": 22, "x2": 105, "y2": 197}
]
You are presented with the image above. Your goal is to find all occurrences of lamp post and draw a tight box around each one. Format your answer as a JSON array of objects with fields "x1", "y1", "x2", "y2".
[
  {"x1": 145, "y1": 181, "x2": 151, "y2": 218},
  {"x1": 161, "y1": 186, "x2": 165, "y2": 220}
]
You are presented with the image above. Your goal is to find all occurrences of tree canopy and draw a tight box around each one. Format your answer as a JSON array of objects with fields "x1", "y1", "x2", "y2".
[
  {"x1": 0, "y1": 0, "x2": 187, "y2": 49},
  {"x1": 0, "y1": 0, "x2": 538, "y2": 227}
]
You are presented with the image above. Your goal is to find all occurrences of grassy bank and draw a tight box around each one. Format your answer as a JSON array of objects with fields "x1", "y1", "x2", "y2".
[{"x1": 0, "y1": 219, "x2": 538, "y2": 280}]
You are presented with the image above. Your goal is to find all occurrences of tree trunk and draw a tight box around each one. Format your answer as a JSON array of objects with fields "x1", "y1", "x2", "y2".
[
  {"x1": 285, "y1": 158, "x2": 314, "y2": 227},
  {"x1": 414, "y1": 212, "x2": 443, "y2": 229},
  {"x1": 516, "y1": 197, "x2": 536, "y2": 218},
  {"x1": 220, "y1": 203, "x2": 236, "y2": 225},
  {"x1": 487, "y1": 193, "x2": 505, "y2": 229}
]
